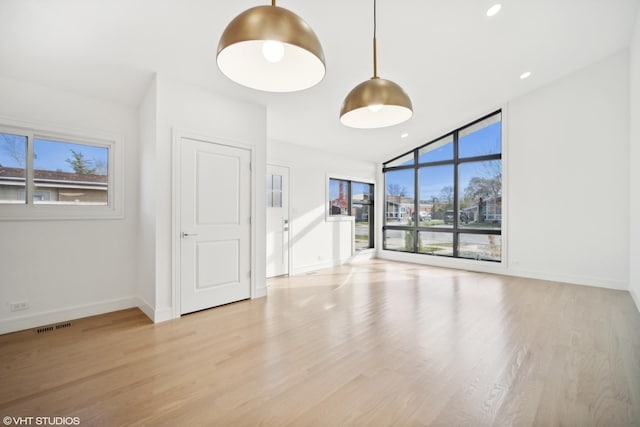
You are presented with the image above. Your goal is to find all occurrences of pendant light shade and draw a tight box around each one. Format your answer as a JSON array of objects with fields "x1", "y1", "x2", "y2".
[
  {"x1": 217, "y1": 2, "x2": 326, "y2": 92},
  {"x1": 340, "y1": 77, "x2": 412, "y2": 129},
  {"x1": 340, "y1": 0, "x2": 413, "y2": 128}
]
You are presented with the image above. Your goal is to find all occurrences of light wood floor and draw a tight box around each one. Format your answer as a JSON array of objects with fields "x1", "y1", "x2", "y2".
[{"x1": 1, "y1": 260, "x2": 639, "y2": 426}]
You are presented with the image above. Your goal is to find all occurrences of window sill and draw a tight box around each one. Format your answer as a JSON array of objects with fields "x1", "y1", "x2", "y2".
[{"x1": 0, "y1": 203, "x2": 123, "y2": 221}]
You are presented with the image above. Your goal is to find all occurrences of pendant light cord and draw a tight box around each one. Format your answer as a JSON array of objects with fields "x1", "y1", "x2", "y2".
[{"x1": 373, "y1": 0, "x2": 378, "y2": 78}]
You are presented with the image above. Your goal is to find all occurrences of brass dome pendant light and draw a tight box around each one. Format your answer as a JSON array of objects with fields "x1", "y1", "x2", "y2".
[
  {"x1": 340, "y1": 0, "x2": 413, "y2": 128},
  {"x1": 217, "y1": 1, "x2": 326, "y2": 92}
]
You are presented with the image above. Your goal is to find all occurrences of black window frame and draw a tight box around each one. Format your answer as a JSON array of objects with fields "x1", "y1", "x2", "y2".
[
  {"x1": 328, "y1": 178, "x2": 375, "y2": 251},
  {"x1": 382, "y1": 110, "x2": 502, "y2": 261}
]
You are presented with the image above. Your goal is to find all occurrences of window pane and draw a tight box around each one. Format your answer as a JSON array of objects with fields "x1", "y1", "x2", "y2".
[
  {"x1": 354, "y1": 205, "x2": 371, "y2": 251},
  {"x1": 385, "y1": 169, "x2": 414, "y2": 225},
  {"x1": 352, "y1": 182, "x2": 372, "y2": 204},
  {"x1": 267, "y1": 174, "x2": 283, "y2": 208},
  {"x1": 33, "y1": 139, "x2": 108, "y2": 205},
  {"x1": 418, "y1": 165, "x2": 454, "y2": 228},
  {"x1": 418, "y1": 232, "x2": 453, "y2": 256},
  {"x1": 329, "y1": 178, "x2": 349, "y2": 215},
  {"x1": 273, "y1": 175, "x2": 282, "y2": 191},
  {"x1": 0, "y1": 132, "x2": 27, "y2": 204},
  {"x1": 384, "y1": 229, "x2": 414, "y2": 252},
  {"x1": 384, "y1": 152, "x2": 414, "y2": 168},
  {"x1": 266, "y1": 177, "x2": 273, "y2": 208},
  {"x1": 458, "y1": 160, "x2": 501, "y2": 230},
  {"x1": 459, "y1": 113, "x2": 502, "y2": 158},
  {"x1": 459, "y1": 233, "x2": 502, "y2": 262},
  {"x1": 273, "y1": 190, "x2": 282, "y2": 208},
  {"x1": 418, "y1": 135, "x2": 453, "y2": 163},
  {"x1": 383, "y1": 110, "x2": 502, "y2": 262}
]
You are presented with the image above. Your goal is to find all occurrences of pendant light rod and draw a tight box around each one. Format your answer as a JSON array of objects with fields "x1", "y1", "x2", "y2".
[
  {"x1": 272, "y1": 0, "x2": 275, "y2": 6},
  {"x1": 373, "y1": 38, "x2": 378, "y2": 78},
  {"x1": 339, "y1": 0, "x2": 413, "y2": 128},
  {"x1": 373, "y1": 0, "x2": 378, "y2": 78}
]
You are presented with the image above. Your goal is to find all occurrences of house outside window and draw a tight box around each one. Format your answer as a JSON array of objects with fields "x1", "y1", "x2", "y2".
[
  {"x1": 0, "y1": 123, "x2": 121, "y2": 220},
  {"x1": 328, "y1": 178, "x2": 374, "y2": 251}
]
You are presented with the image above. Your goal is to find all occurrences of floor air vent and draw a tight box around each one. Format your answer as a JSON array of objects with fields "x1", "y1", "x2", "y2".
[{"x1": 36, "y1": 321, "x2": 72, "y2": 334}]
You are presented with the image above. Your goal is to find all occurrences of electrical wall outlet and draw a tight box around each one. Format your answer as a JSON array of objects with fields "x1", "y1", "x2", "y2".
[{"x1": 10, "y1": 300, "x2": 29, "y2": 312}]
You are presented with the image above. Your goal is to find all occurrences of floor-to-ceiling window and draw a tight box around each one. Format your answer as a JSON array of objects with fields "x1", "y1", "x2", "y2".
[{"x1": 383, "y1": 110, "x2": 502, "y2": 261}]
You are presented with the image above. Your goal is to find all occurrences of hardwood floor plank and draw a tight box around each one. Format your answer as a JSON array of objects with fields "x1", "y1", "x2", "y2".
[{"x1": 1, "y1": 260, "x2": 638, "y2": 426}]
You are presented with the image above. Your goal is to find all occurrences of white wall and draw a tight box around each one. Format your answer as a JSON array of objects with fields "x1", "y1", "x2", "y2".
[
  {"x1": 138, "y1": 75, "x2": 267, "y2": 320},
  {"x1": 380, "y1": 51, "x2": 630, "y2": 291},
  {"x1": 0, "y1": 76, "x2": 139, "y2": 334},
  {"x1": 136, "y1": 76, "x2": 157, "y2": 319},
  {"x1": 508, "y1": 51, "x2": 629, "y2": 289},
  {"x1": 630, "y1": 9, "x2": 640, "y2": 310},
  {"x1": 268, "y1": 140, "x2": 377, "y2": 273}
]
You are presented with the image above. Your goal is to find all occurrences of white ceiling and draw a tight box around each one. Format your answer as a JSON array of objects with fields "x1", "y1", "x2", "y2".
[{"x1": 0, "y1": 0, "x2": 638, "y2": 163}]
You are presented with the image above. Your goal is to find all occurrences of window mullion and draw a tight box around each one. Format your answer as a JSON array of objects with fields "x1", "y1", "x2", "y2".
[
  {"x1": 414, "y1": 151, "x2": 419, "y2": 252},
  {"x1": 347, "y1": 182, "x2": 352, "y2": 215},
  {"x1": 453, "y1": 130, "x2": 459, "y2": 257},
  {"x1": 26, "y1": 133, "x2": 35, "y2": 205}
]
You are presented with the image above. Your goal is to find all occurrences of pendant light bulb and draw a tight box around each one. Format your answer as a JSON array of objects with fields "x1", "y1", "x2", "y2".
[
  {"x1": 262, "y1": 40, "x2": 284, "y2": 63},
  {"x1": 368, "y1": 103, "x2": 383, "y2": 113}
]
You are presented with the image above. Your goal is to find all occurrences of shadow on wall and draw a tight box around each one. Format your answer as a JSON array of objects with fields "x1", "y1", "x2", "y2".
[{"x1": 268, "y1": 205, "x2": 348, "y2": 270}]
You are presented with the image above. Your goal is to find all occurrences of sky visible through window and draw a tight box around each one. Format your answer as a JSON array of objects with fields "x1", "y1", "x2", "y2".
[
  {"x1": 0, "y1": 133, "x2": 26, "y2": 168},
  {"x1": 0, "y1": 134, "x2": 108, "y2": 175},
  {"x1": 387, "y1": 121, "x2": 501, "y2": 199}
]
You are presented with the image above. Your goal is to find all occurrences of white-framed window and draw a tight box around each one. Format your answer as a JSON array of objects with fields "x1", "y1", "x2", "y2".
[
  {"x1": 266, "y1": 174, "x2": 283, "y2": 208},
  {"x1": 0, "y1": 120, "x2": 123, "y2": 220}
]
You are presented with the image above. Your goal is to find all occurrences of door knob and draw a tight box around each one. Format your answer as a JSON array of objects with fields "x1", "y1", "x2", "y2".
[{"x1": 182, "y1": 232, "x2": 198, "y2": 238}]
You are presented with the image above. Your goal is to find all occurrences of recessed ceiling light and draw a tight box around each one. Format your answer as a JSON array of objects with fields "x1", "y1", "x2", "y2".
[
  {"x1": 401, "y1": 133, "x2": 409, "y2": 139},
  {"x1": 520, "y1": 71, "x2": 532, "y2": 80},
  {"x1": 486, "y1": 4, "x2": 502, "y2": 17}
]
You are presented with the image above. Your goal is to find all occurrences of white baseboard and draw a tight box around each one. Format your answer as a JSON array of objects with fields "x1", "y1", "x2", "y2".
[
  {"x1": 0, "y1": 296, "x2": 138, "y2": 335},
  {"x1": 137, "y1": 297, "x2": 173, "y2": 323},
  {"x1": 135, "y1": 297, "x2": 173, "y2": 323},
  {"x1": 291, "y1": 257, "x2": 352, "y2": 276},
  {"x1": 289, "y1": 253, "x2": 376, "y2": 276},
  {"x1": 153, "y1": 307, "x2": 173, "y2": 323},
  {"x1": 630, "y1": 286, "x2": 640, "y2": 313},
  {"x1": 378, "y1": 250, "x2": 507, "y2": 275},
  {"x1": 377, "y1": 250, "x2": 627, "y2": 291},
  {"x1": 136, "y1": 297, "x2": 155, "y2": 322},
  {"x1": 505, "y1": 268, "x2": 628, "y2": 291},
  {"x1": 348, "y1": 250, "x2": 376, "y2": 263}
]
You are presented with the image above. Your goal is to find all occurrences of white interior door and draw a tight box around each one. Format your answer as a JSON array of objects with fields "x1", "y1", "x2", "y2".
[
  {"x1": 180, "y1": 138, "x2": 251, "y2": 314},
  {"x1": 266, "y1": 164, "x2": 289, "y2": 278}
]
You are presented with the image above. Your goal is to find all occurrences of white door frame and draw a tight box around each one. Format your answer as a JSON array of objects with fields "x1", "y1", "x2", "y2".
[
  {"x1": 171, "y1": 129, "x2": 257, "y2": 319},
  {"x1": 267, "y1": 162, "x2": 293, "y2": 277}
]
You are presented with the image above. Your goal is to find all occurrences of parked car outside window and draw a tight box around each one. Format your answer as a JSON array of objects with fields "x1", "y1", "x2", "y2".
[{"x1": 444, "y1": 210, "x2": 468, "y2": 224}]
